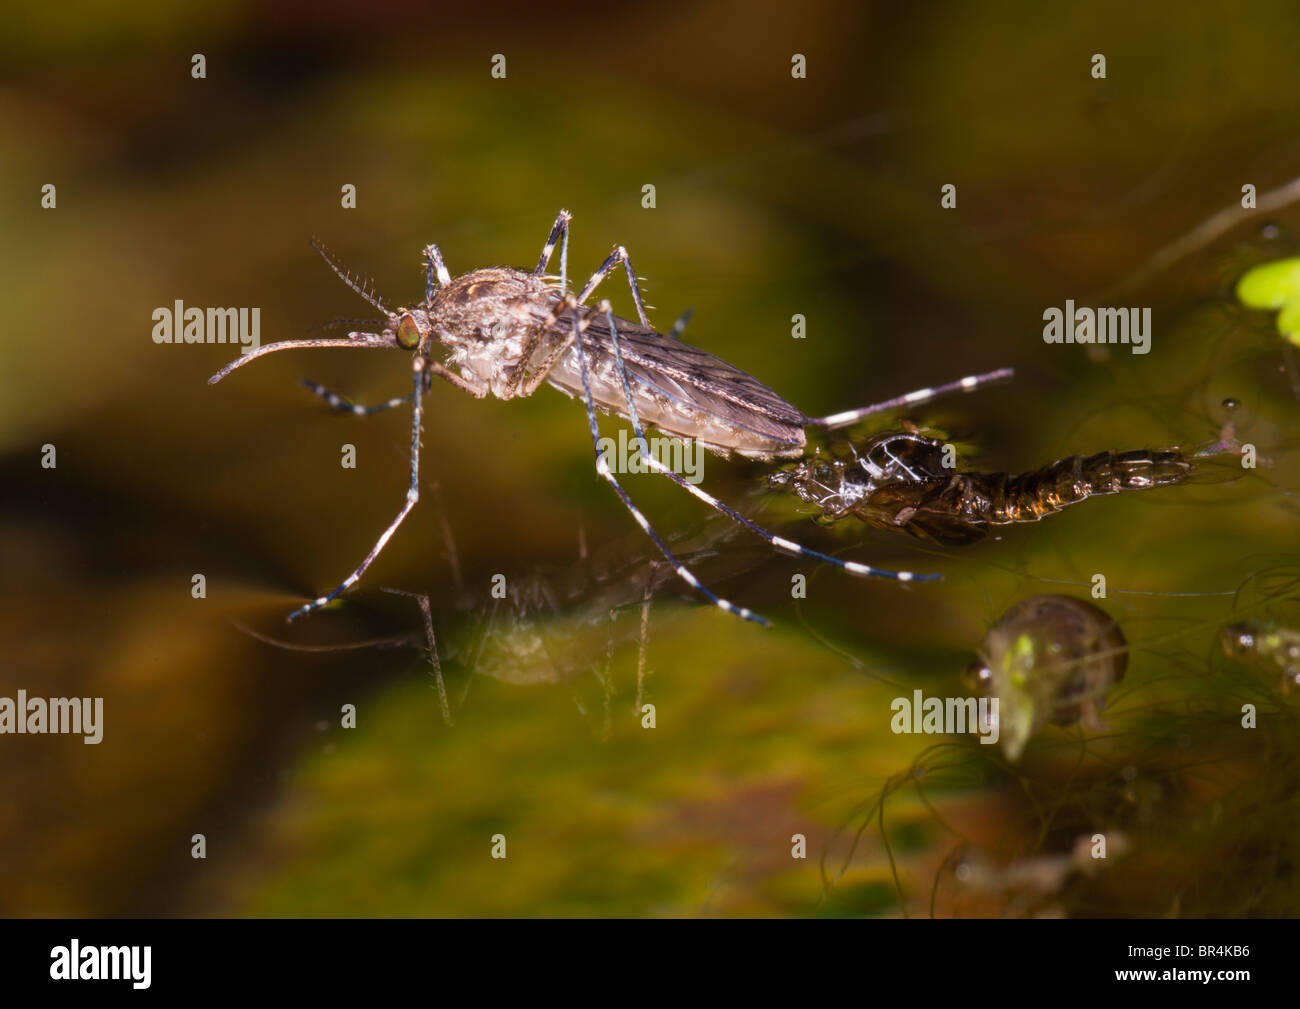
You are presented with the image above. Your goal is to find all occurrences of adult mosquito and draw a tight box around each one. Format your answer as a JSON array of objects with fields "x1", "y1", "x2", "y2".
[{"x1": 209, "y1": 210, "x2": 1011, "y2": 626}]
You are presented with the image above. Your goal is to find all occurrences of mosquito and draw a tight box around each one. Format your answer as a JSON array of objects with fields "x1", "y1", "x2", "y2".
[{"x1": 209, "y1": 210, "x2": 1011, "y2": 626}]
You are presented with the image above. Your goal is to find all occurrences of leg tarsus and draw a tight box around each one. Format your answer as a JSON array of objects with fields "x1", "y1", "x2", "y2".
[
  {"x1": 667, "y1": 308, "x2": 693, "y2": 340},
  {"x1": 301, "y1": 378, "x2": 412, "y2": 416},
  {"x1": 811, "y1": 367, "x2": 1014, "y2": 430},
  {"x1": 287, "y1": 356, "x2": 427, "y2": 621}
]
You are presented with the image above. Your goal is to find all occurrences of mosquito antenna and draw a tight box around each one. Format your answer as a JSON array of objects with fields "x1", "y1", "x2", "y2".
[
  {"x1": 310, "y1": 238, "x2": 389, "y2": 313},
  {"x1": 307, "y1": 317, "x2": 387, "y2": 335}
]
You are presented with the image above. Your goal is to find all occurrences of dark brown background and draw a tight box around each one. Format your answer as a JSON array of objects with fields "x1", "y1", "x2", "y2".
[{"x1": 2, "y1": 0, "x2": 1298, "y2": 916}]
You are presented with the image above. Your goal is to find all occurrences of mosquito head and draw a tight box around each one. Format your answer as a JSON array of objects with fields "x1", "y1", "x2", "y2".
[{"x1": 385, "y1": 307, "x2": 435, "y2": 352}]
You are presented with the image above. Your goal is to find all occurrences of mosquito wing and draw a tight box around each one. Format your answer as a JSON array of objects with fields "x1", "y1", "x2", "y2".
[{"x1": 545, "y1": 308, "x2": 809, "y2": 458}]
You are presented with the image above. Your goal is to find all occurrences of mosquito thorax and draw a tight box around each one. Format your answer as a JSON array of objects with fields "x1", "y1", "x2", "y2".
[
  {"x1": 425, "y1": 266, "x2": 559, "y2": 398},
  {"x1": 428, "y1": 267, "x2": 555, "y2": 338}
]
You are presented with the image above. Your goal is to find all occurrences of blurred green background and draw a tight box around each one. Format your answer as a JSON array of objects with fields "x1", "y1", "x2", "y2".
[{"x1": 2, "y1": 0, "x2": 1299, "y2": 916}]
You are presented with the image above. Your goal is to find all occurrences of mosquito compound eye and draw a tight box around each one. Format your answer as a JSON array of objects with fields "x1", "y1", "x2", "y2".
[{"x1": 396, "y1": 314, "x2": 421, "y2": 349}]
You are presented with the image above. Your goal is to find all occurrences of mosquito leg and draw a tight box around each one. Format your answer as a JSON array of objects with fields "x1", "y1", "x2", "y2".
[
  {"x1": 381, "y1": 588, "x2": 451, "y2": 725},
  {"x1": 531, "y1": 238, "x2": 653, "y2": 353},
  {"x1": 598, "y1": 299, "x2": 648, "y2": 457},
  {"x1": 517, "y1": 214, "x2": 651, "y2": 398},
  {"x1": 667, "y1": 308, "x2": 694, "y2": 340},
  {"x1": 533, "y1": 208, "x2": 573, "y2": 292},
  {"x1": 422, "y1": 243, "x2": 452, "y2": 300},
  {"x1": 576, "y1": 244, "x2": 651, "y2": 325},
  {"x1": 810, "y1": 367, "x2": 1014, "y2": 430},
  {"x1": 634, "y1": 564, "x2": 656, "y2": 713},
  {"x1": 640, "y1": 452, "x2": 940, "y2": 583},
  {"x1": 509, "y1": 210, "x2": 577, "y2": 397},
  {"x1": 517, "y1": 242, "x2": 654, "y2": 399},
  {"x1": 590, "y1": 303, "x2": 939, "y2": 583},
  {"x1": 569, "y1": 301, "x2": 768, "y2": 626},
  {"x1": 287, "y1": 354, "x2": 427, "y2": 622},
  {"x1": 426, "y1": 357, "x2": 490, "y2": 398},
  {"x1": 429, "y1": 481, "x2": 465, "y2": 599},
  {"x1": 300, "y1": 379, "x2": 413, "y2": 416}
]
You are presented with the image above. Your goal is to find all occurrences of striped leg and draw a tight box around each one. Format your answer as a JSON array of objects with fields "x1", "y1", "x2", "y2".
[
  {"x1": 533, "y1": 208, "x2": 573, "y2": 292},
  {"x1": 597, "y1": 298, "x2": 647, "y2": 457},
  {"x1": 667, "y1": 307, "x2": 694, "y2": 340},
  {"x1": 532, "y1": 210, "x2": 660, "y2": 322},
  {"x1": 640, "y1": 453, "x2": 937, "y2": 582},
  {"x1": 301, "y1": 378, "x2": 413, "y2": 416},
  {"x1": 512, "y1": 210, "x2": 576, "y2": 396},
  {"x1": 596, "y1": 304, "x2": 939, "y2": 586},
  {"x1": 810, "y1": 367, "x2": 1014, "y2": 430},
  {"x1": 517, "y1": 241, "x2": 654, "y2": 398},
  {"x1": 422, "y1": 243, "x2": 452, "y2": 300},
  {"x1": 575, "y1": 244, "x2": 650, "y2": 325},
  {"x1": 287, "y1": 354, "x2": 427, "y2": 622},
  {"x1": 569, "y1": 298, "x2": 768, "y2": 627}
]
